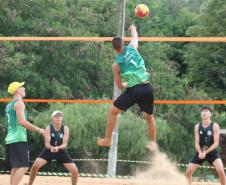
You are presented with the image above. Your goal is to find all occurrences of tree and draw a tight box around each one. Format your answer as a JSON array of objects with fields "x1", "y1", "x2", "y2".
[{"x1": 185, "y1": 0, "x2": 226, "y2": 100}]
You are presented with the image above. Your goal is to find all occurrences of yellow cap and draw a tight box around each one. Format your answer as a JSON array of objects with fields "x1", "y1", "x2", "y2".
[{"x1": 8, "y1": 82, "x2": 25, "y2": 95}]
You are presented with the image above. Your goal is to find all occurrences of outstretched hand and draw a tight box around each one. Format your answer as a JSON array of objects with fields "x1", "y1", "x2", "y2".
[{"x1": 128, "y1": 25, "x2": 136, "y2": 31}]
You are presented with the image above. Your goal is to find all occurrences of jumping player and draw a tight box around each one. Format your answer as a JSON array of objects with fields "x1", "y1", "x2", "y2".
[{"x1": 97, "y1": 25, "x2": 156, "y2": 150}]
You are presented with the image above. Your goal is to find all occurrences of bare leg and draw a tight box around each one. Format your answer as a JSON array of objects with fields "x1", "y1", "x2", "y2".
[
  {"x1": 213, "y1": 158, "x2": 226, "y2": 185},
  {"x1": 11, "y1": 167, "x2": 28, "y2": 185},
  {"x1": 28, "y1": 158, "x2": 47, "y2": 185},
  {"x1": 144, "y1": 113, "x2": 157, "y2": 150},
  {"x1": 10, "y1": 168, "x2": 17, "y2": 185},
  {"x1": 63, "y1": 163, "x2": 78, "y2": 185},
  {"x1": 185, "y1": 163, "x2": 199, "y2": 185},
  {"x1": 97, "y1": 105, "x2": 123, "y2": 147}
]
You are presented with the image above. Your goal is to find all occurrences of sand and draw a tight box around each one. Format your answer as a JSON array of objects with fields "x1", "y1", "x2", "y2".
[
  {"x1": 0, "y1": 150, "x2": 220, "y2": 185},
  {"x1": 0, "y1": 175, "x2": 219, "y2": 185}
]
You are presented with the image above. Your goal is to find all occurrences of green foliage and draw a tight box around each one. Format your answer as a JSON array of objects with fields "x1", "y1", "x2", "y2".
[
  {"x1": 185, "y1": 0, "x2": 226, "y2": 100},
  {"x1": 0, "y1": 116, "x2": 6, "y2": 158},
  {"x1": 0, "y1": 0, "x2": 225, "y2": 175},
  {"x1": 215, "y1": 111, "x2": 226, "y2": 128}
]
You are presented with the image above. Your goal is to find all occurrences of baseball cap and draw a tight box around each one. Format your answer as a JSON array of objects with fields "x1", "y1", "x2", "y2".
[
  {"x1": 8, "y1": 82, "x2": 25, "y2": 95},
  {"x1": 52, "y1": 110, "x2": 63, "y2": 118}
]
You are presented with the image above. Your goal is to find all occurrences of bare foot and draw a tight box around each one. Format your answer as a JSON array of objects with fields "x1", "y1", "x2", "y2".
[
  {"x1": 97, "y1": 137, "x2": 111, "y2": 147},
  {"x1": 146, "y1": 141, "x2": 158, "y2": 151}
]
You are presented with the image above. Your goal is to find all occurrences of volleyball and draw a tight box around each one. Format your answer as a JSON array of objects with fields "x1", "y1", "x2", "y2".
[{"x1": 135, "y1": 4, "x2": 149, "y2": 19}]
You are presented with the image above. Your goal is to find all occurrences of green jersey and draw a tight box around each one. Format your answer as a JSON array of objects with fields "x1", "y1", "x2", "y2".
[
  {"x1": 114, "y1": 45, "x2": 150, "y2": 87},
  {"x1": 5, "y1": 100, "x2": 27, "y2": 144}
]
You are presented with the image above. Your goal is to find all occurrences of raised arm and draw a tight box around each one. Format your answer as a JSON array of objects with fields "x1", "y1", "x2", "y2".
[{"x1": 128, "y1": 25, "x2": 138, "y2": 49}]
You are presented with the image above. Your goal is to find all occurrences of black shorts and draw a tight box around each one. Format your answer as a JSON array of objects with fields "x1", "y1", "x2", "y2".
[
  {"x1": 38, "y1": 148, "x2": 73, "y2": 164},
  {"x1": 113, "y1": 83, "x2": 154, "y2": 114},
  {"x1": 5, "y1": 142, "x2": 29, "y2": 170},
  {"x1": 191, "y1": 150, "x2": 220, "y2": 165}
]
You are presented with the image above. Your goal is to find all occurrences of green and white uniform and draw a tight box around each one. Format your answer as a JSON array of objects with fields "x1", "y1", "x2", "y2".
[
  {"x1": 5, "y1": 99, "x2": 29, "y2": 169},
  {"x1": 5, "y1": 100, "x2": 27, "y2": 144},
  {"x1": 115, "y1": 45, "x2": 150, "y2": 88},
  {"x1": 113, "y1": 45, "x2": 154, "y2": 114}
]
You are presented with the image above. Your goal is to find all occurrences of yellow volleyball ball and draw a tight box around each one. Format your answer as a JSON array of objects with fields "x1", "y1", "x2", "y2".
[{"x1": 135, "y1": 4, "x2": 149, "y2": 19}]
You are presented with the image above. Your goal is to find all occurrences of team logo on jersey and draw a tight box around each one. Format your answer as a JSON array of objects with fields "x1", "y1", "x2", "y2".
[
  {"x1": 60, "y1": 133, "x2": 63, "y2": 138},
  {"x1": 51, "y1": 133, "x2": 55, "y2": 137},
  {"x1": 199, "y1": 131, "x2": 203, "y2": 134},
  {"x1": 207, "y1": 131, "x2": 212, "y2": 136}
]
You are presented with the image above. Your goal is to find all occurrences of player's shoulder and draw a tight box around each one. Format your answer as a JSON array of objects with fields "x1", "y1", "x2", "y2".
[
  {"x1": 126, "y1": 44, "x2": 136, "y2": 50},
  {"x1": 63, "y1": 125, "x2": 69, "y2": 133},
  {"x1": 128, "y1": 43, "x2": 138, "y2": 50},
  {"x1": 194, "y1": 123, "x2": 200, "y2": 130},
  {"x1": 195, "y1": 123, "x2": 200, "y2": 127},
  {"x1": 112, "y1": 62, "x2": 119, "y2": 70},
  {"x1": 64, "y1": 125, "x2": 69, "y2": 129},
  {"x1": 15, "y1": 99, "x2": 24, "y2": 104},
  {"x1": 212, "y1": 122, "x2": 219, "y2": 128},
  {"x1": 14, "y1": 99, "x2": 25, "y2": 108}
]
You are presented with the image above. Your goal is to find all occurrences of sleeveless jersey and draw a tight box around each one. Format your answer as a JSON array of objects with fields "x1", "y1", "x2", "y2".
[
  {"x1": 50, "y1": 124, "x2": 64, "y2": 147},
  {"x1": 199, "y1": 122, "x2": 214, "y2": 150},
  {"x1": 5, "y1": 100, "x2": 27, "y2": 144},
  {"x1": 115, "y1": 45, "x2": 150, "y2": 87}
]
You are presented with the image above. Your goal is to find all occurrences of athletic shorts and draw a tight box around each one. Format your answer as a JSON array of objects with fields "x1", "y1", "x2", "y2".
[
  {"x1": 5, "y1": 142, "x2": 29, "y2": 170},
  {"x1": 191, "y1": 150, "x2": 220, "y2": 165},
  {"x1": 38, "y1": 148, "x2": 73, "y2": 164},
  {"x1": 113, "y1": 83, "x2": 154, "y2": 114}
]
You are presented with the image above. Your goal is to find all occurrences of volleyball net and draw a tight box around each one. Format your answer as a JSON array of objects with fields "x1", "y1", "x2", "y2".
[{"x1": 0, "y1": 37, "x2": 226, "y2": 183}]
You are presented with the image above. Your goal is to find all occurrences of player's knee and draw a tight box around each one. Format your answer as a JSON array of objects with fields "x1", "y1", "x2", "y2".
[
  {"x1": 73, "y1": 165, "x2": 79, "y2": 174},
  {"x1": 31, "y1": 162, "x2": 41, "y2": 171},
  {"x1": 67, "y1": 164, "x2": 78, "y2": 174},
  {"x1": 144, "y1": 113, "x2": 154, "y2": 122},
  {"x1": 217, "y1": 168, "x2": 225, "y2": 177},
  {"x1": 71, "y1": 166, "x2": 78, "y2": 177},
  {"x1": 23, "y1": 167, "x2": 29, "y2": 172},
  {"x1": 109, "y1": 106, "x2": 121, "y2": 115},
  {"x1": 185, "y1": 169, "x2": 193, "y2": 177}
]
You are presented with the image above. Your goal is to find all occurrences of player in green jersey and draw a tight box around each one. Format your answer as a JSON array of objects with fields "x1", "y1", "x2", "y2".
[
  {"x1": 5, "y1": 81, "x2": 44, "y2": 185},
  {"x1": 97, "y1": 25, "x2": 156, "y2": 150}
]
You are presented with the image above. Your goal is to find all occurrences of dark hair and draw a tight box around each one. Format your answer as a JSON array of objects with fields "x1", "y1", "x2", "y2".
[
  {"x1": 112, "y1": 36, "x2": 123, "y2": 50},
  {"x1": 201, "y1": 106, "x2": 212, "y2": 112}
]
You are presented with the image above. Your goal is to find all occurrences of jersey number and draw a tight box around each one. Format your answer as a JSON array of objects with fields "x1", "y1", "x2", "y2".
[{"x1": 130, "y1": 59, "x2": 137, "y2": 67}]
